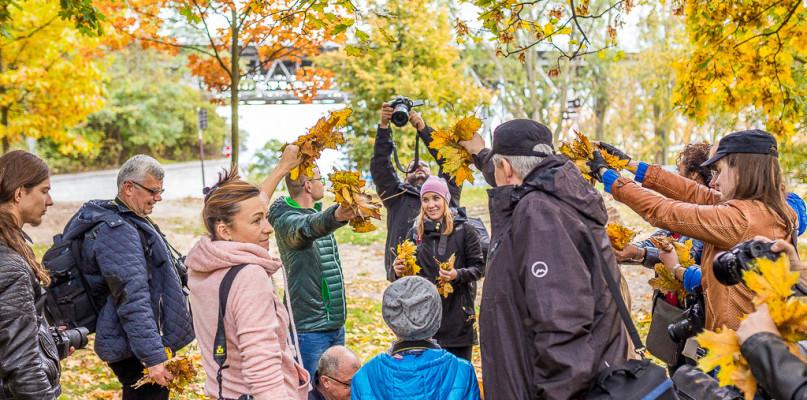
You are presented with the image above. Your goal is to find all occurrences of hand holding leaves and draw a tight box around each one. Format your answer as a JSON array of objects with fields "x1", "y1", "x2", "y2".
[
  {"x1": 606, "y1": 223, "x2": 636, "y2": 251},
  {"x1": 288, "y1": 108, "x2": 352, "y2": 180},
  {"x1": 328, "y1": 170, "x2": 382, "y2": 232},
  {"x1": 559, "y1": 130, "x2": 630, "y2": 180},
  {"x1": 429, "y1": 114, "x2": 483, "y2": 186},
  {"x1": 396, "y1": 240, "x2": 421, "y2": 277},
  {"x1": 436, "y1": 254, "x2": 457, "y2": 298}
]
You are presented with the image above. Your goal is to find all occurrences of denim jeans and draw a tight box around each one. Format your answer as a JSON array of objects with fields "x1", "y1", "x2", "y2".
[{"x1": 297, "y1": 326, "x2": 345, "y2": 379}]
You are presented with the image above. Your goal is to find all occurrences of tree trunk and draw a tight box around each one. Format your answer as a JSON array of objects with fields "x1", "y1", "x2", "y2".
[
  {"x1": 1, "y1": 107, "x2": 8, "y2": 154},
  {"x1": 230, "y1": 8, "x2": 240, "y2": 171}
]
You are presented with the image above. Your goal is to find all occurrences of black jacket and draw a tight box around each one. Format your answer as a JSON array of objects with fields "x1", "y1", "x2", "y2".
[
  {"x1": 741, "y1": 332, "x2": 807, "y2": 400},
  {"x1": 370, "y1": 125, "x2": 461, "y2": 282},
  {"x1": 0, "y1": 240, "x2": 61, "y2": 400},
  {"x1": 478, "y1": 155, "x2": 628, "y2": 400},
  {"x1": 405, "y1": 208, "x2": 485, "y2": 347}
]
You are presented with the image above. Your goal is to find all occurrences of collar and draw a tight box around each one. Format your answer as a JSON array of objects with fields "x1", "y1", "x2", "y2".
[
  {"x1": 285, "y1": 196, "x2": 322, "y2": 211},
  {"x1": 20, "y1": 229, "x2": 32, "y2": 244},
  {"x1": 388, "y1": 339, "x2": 441, "y2": 356},
  {"x1": 114, "y1": 197, "x2": 159, "y2": 230}
]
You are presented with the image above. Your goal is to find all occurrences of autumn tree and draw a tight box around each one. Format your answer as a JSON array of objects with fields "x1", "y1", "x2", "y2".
[
  {"x1": 318, "y1": 0, "x2": 491, "y2": 169},
  {"x1": 100, "y1": 0, "x2": 355, "y2": 168},
  {"x1": 0, "y1": 0, "x2": 105, "y2": 35},
  {"x1": 0, "y1": 0, "x2": 105, "y2": 153}
]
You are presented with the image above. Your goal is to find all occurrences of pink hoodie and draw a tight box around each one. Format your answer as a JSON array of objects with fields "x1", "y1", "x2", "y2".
[{"x1": 186, "y1": 236, "x2": 309, "y2": 400}]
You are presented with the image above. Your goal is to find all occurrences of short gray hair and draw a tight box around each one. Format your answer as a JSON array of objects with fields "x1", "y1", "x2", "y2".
[
  {"x1": 318, "y1": 346, "x2": 360, "y2": 381},
  {"x1": 491, "y1": 143, "x2": 553, "y2": 179},
  {"x1": 117, "y1": 155, "x2": 164, "y2": 191}
]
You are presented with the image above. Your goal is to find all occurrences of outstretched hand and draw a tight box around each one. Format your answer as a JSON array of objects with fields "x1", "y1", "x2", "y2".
[
  {"x1": 585, "y1": 151, "x2": 609, "y2": 182},
  {"x1": 334, "y1": 204, "x2": 357, "y2": 222},
  {"x1": 379, "y1": 103, "x2": 393, "y2": 129},
  {"x1": 458, "y1": 132, "x2": 486, "y2": 156},
  {"x1": 736, "y1": 304, "x2": 780, "y2": 345},
  {"x1": 277, "y1": 144, "x2": 302, "y2": 175},
  {"x1": 593, "y1": 141, "x2": 631, "y2": 161}
]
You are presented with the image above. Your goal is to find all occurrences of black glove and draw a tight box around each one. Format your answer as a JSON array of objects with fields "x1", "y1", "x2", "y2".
[
  {"x1": 598, "y1": 141, "x2": 631, "y2": 161},
  {"x1": 586, "y1": 151, "x2": 609, "y2": 182}
]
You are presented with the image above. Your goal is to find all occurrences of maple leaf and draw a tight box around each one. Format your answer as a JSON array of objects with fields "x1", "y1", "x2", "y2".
[
  {"x1": 742, "y1": 255, "x2": 798, "y2": 305},
  {"x1": 133, "y1": 352, "x2": 198, "y2": 394},
  {"x1": 649, "y1": 236, "x2": 696, "y2": 268},
  {"x1": 436, "y1": 253, "x2": 456, "y2": 298},
  {"x1": 428, "y1": 114, "x2": 483, "y2": 186},
  {"x1": 396, "y1": 239, "x2": 421, "y2": 277},
  {"x1": 605, "y1": 223, "x2": 636, "y2": 251},
  {"x1": 328, "y1": 170, "x2": 382, "y2": 233},
  {"x1": 648, "y1": 263, "x2": 689, "y2": 297},
  {"x1": 695, "y1": 328, "x2": 756, "y2": 399},
  {"x1": 560, "y1": 130, "x2": 632, "y2": 179},
  {"x1": 289, "y1": 108, "x2": 352, "y2": 180}
]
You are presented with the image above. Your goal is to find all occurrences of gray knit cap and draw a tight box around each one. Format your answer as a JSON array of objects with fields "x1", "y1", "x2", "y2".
[{"x1": 382, "y1": 276, "x2": 442, "y2": 340}]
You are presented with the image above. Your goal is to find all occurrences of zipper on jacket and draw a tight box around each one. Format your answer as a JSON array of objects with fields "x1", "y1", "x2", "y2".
[{"x1": 158, "y1": 294, "x2": 164, "y2": 335}]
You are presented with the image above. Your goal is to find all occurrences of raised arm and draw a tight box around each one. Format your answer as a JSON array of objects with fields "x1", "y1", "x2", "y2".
[
  {"x1": 370, "y1": 103, "x2": 404, "y2": 206},
  {"x1": 639, "y1": 163, "x2": 722, "y2": 205},
  {"x1": 459, "y1": 132, "x2": 496, "y2": 187},
  {"x1": 257, "y1": 145, "x2": 302, "y2": 201},
  {"x1": 272, "y1": 205, "x2": 350, "y2": 250}
]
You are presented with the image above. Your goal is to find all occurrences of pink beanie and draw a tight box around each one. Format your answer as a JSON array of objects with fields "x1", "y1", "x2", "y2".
[{"x1": 420, "y1": 176, "x2": 451, "y2": 203}]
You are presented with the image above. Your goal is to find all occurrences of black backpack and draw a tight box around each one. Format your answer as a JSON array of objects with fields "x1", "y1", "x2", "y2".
[
  {"x1": 41, "y1": 217, "x2": 150, "y2": 333},
  {"x1": 465, "y1": 217, "x2": 490, "y2": 261}
]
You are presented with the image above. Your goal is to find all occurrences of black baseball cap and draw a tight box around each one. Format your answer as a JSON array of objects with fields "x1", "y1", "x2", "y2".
[
  {"x1": 701, "y1": 129, "x2": 778, "y2": 167},
  {"x1": 483, "y1": 119, "x2": 554, "y2": 164}
]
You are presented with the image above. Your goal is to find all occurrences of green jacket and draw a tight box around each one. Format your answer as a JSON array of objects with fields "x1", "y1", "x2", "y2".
[{"x1": 268, "y1": 197, "x2": 348, "y2": 333}]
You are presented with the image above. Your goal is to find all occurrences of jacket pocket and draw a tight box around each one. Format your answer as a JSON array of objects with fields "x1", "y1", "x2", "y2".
[{"x1": 38, "y1": 330, "x2": 60, "y2": 384}]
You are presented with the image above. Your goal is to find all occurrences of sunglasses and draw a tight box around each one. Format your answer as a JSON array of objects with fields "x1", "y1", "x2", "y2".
[{"x1": 129, "y1": 180, "x2": 165, "y2": 196}]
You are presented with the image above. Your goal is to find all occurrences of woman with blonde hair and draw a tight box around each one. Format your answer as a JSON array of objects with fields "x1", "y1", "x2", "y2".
[{"x1": 393, "y1": 176, "x2": 484, "y2": 361}]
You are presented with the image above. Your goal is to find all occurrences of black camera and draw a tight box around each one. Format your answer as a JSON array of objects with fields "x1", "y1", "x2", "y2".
[
  {"x1": 389, "y1": 96, "x2": 424, "y2": 128},
  {"x1": 713, "y1": 240, "x2": 780, "y2": 286},
  {"x1": 51, "y1": 326, "x2": 89, "y2": 360},
  {"x1": 668, "y1": 302, "x2": 705, "y2": 343}
]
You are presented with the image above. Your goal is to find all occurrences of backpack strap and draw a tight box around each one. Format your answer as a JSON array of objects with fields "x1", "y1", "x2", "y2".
[
  {"x1": 437, "y1": 232, "x2": 448, "y2": 256},
  {"x1": 214, "y1": 264, "x2": 248, "y2": 400},
  {"x1": 581, "y1": 222, "x2": 646, "y2": 354}
]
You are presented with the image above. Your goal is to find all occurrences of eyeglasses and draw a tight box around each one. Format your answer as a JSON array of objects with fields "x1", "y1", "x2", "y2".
[
  {"x1": 129, "y1": 180, "x2": 165, "y2": 196},
  {"x1": 307, "y1": 177, "x2": 326, "y2": 184},
  {"x1": 323, "y1": 375, "x2": 351, "y2": 388}
]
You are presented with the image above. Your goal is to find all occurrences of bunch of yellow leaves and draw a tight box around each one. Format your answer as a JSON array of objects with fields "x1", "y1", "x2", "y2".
[
  {"x1": 288, "y1": 108, "x2": 352, "y2": 180},
  {"x1": 396, "y1": 239, "x2": 421, "y2": 277},
  {"x1": 436, "y1": 254, "x2": 456, "y2": 298},
  {"x1": 328, "y1": 170, "x2": 382, "y2": 233},
  {"x1": 134, "y1": 348, "x2": 197, "y2": 394},
  {"x1": 428, "y1": 115, "x2": 483, "y2": 186},
  {"x1": 558, "y1": 130, "x2": 631, "y2": 180},
  {"x1": 605, "y1": 223, "x2": 636, "y2": 251},
  {"x1": 647, "y1": 236, "x2": 696, "y2": 297},
  {"x1": 696, "y1": 255, "x2": 807, "y2": 399}
]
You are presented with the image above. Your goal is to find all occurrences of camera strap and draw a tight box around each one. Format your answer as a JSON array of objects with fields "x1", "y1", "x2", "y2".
[
  {"x1": 214, "y1": 264, "x2": 248, "y2": 400},
  {"x1": 391, "y1": 132, "x2": 421, "y2": 174}
]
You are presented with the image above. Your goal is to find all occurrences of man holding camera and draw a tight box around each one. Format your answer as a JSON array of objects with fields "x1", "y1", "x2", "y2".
[
  {"x1": 371, "y1": 99, "x2": 462, "y2": 282},
  {"x1": 61, "y1": 155, "x2": 193, "y2": 399}
]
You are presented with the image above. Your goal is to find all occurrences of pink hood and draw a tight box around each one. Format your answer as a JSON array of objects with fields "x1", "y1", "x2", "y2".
[{"x1": 186, "y1": 236, "x2": 282, "y2": 275}]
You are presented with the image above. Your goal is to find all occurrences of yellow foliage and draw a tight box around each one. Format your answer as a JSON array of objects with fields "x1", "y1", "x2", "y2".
[
  {"x1": 559, "y1": 130, "x2": 630, "y2": 180},
  {"x1": 428, "y1": 114, "x2": 483, "y2": 186},
  {"x1": 648, "y1": 264, "x2": 689, "y2": 298},
  {"x1": 697, "y1": 255, "x2": 807, "y2": 398},
  {"x1": 605, "y1": 223, "x2": 636, "y2": 251},
  {"x1": 396, "y1": 239, "x2": 421, "y2": 277},
  {"x1": 133, "y1": 353, "x2": 198, "y2": 394},
  {"x1": 436, "y1": 253, "x2": 456, "y2": 298},
  {"x1": 328, "y1": 170, "x2": 382, "y2": 233},
  {"x1": 289, "y1": 108, "x2": 352, "y2": 179}
]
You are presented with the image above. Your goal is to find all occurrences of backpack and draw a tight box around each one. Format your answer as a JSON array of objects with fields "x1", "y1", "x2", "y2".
[
  {"x1": 465, "y1": 217, "x2": 490, "y2": 261},
  {"x1": 41, "y1": 217, "x2": 150, "y2": 333}
]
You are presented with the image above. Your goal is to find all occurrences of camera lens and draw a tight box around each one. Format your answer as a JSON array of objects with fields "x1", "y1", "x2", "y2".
[
  {"x1": 64, "y1": 327, "x2": 89, "y2": 351},
  {"x1": 668, "y1": 319, "x2": 695, "y2": 342},
  {"x1": 712, "y1": 251, "x2": 743, "y2": 286},
  {"x1": 391, "y1": 103, "x2": 410, "y2": 127}
]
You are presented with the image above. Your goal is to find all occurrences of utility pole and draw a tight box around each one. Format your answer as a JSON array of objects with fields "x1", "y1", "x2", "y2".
[{"x1": 197, "y1": 108, "x2": 208, "y2": 188}]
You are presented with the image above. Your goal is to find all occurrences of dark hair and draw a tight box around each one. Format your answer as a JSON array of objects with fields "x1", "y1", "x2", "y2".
[
  {"x1": 202, "y1": 169, "x2": 261, "y2": 240},
  {"x1": 0, "y1": 150, "x2": 51, "y2": 284},
  {"x1": 722, "y1": 153, "x2": 794, "y2": 235},
  {"x1": 675, "y1": 141, "x2": 711, "y2": 185}
]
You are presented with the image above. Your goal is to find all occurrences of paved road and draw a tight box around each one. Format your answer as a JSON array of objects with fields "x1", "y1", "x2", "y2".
[{"x1": 49, "y1": 158, "x2": 232, "y2": 202}]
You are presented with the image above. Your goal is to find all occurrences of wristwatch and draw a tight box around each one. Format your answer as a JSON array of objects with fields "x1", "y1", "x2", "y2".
[{"x1": 631, "y1": 247, "x2": 646, "y2": 263}]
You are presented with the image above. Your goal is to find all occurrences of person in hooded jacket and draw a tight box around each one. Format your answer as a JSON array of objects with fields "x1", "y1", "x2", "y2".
[
  {"x1": 392, "y1": 176, "x2": 484, "y2": 361},
  {"x1": 184, "y1": 146, "x2": 310, "y2": 400},
  {"x1": 457, "y1": 120, "x2": 628, "y2": 400},
  {"x1": 351, "y1": 275, "x2": 481, "y2": 400}
]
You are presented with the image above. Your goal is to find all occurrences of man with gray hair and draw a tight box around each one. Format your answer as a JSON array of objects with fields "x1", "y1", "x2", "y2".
[
  {"x1": 458, "y1": 120, "x2": 628, "y2": 400},
  {"x1": 308, "y1": 346, "x2": 360, "y2": 400},
  {"x1": 59, "y1": 154, "x2": 193, "y2": 399}
]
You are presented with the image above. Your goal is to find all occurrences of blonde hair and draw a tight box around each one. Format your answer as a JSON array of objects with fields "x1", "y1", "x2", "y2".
[{"x1": 416, "y1": 197, "x2": 454, "y2": 238}]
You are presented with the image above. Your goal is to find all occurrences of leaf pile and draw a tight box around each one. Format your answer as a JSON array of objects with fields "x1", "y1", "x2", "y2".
[
  {"x1": 396, "y1": 239, "x2": 421, "y2": 277},
  {"x1": 647, "y1": 237, "x2": 696, "y2": 296},
  {"x1": 288, "y1": 108, "x2": 352, "y2": 180},
  {"x1": 134, "y1": 349, "x2": 198, "y2": 394},
  {"x1": 558, "y1": 130, "x2": 631, "y2": 180},
  {"x1": 328, "y1": 170, "x2": 382, "y2": 233},
  {"x1": 696, "y1": 255, "x2": 807, "y2": 399},
  {"x1": 429, "y1": 115, "x2": 483, "y2": 186},
  {"x1": 436, "y1": 253, "x2": 456, "y2": 298},
  {"x1": 605, "y1": 223, "x2": 636, "y2": 251}
]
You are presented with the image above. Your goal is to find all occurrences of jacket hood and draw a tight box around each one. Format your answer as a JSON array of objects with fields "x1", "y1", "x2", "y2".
[
  {"x1": 185, "y1": 236, "x2": 282, "y2": 275},
  {"x1": 62, "y1": 199, "x2": 134, "y2": 241},
  {"x1": 422, "y1": 207, "x2": 468, "y2": 233},
  {"x1": 522, "y1": 155, "x2": 608, "y2": 225}
]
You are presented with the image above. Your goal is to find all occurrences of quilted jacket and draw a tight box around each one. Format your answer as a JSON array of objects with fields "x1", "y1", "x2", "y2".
[
  {"x1": 0, "y1": 240, "x2": 61, "y2": 400},
  {"x1": 351, "y1": 348, "x2": 480, "y2": 400},
  {"x1": 268, "y1": 197, "x2": 347, "y2": 333},
  {"x1": 61, "y1": 199, "x2": 194, "y2": 367}
]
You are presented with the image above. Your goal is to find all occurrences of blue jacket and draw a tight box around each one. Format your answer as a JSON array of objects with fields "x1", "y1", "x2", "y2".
[
  {"x1": 61, "y1": 199, "x2": 194, "y2": 366},
  {"x1": 351, "y1": 348, "x2": 480, "y2": 400}
]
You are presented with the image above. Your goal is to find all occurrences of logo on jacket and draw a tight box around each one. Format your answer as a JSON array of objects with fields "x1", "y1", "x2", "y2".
[{"x1": 531, "y1": 261, "x2": 548, "y2": 278}]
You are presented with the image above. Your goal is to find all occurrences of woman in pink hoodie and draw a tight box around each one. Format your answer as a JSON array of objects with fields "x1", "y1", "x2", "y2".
[{"x1": 185, "y1": 147, "x2": 309, "y2": 400}]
